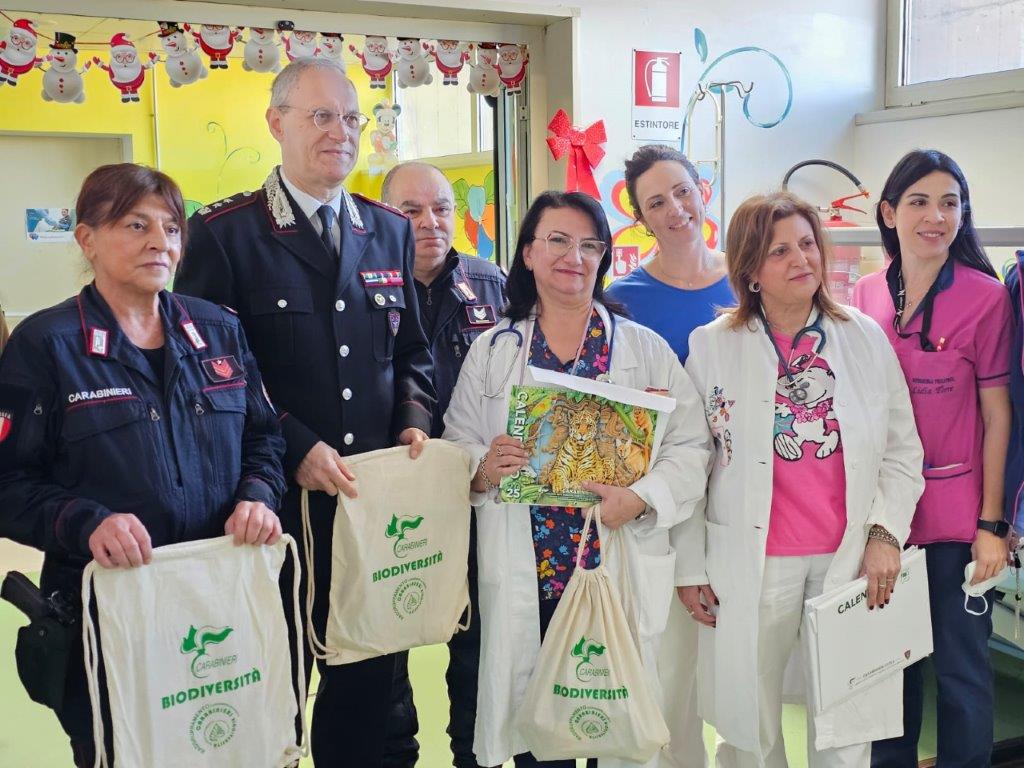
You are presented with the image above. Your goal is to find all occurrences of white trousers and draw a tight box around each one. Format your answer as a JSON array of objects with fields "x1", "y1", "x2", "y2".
[
  {"x1": 657, "y1": 598, "x2": 709, "y2": 768},
  {"x1": 716, "y1": 555, "x2": 870, "y2": 768}
]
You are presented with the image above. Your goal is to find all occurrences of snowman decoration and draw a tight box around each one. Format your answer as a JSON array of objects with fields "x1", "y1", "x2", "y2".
[
  {"x1": 497, "y1": 43, "x2": 528, "y2": 93},
  {"x1": 467, "y1": 42, "x2": 500, "y2": 97},
  {"x1": 93, "y1": 33, "x2": 156, "y2": 103},
  {"x1": 0, "y1": 18, "x2": 43, "y2": 87},
  {"x1": 242, "y1": 27, "x2": 282, "y2": 73},
  {"x1": 157, "y1": 21, "x2": 207, "y2": 87},
  {"x1": 41, "y1": 32, "x2": 89, "y2": 103},
  {"x1": 187, "y1": 23, "x2": 241, "y2": 70},
  {"x1": 349, "y1": 35, "x2": 392, "y2": 89},
  {"x1": 315, "y1": 32, "x2": 346, "y2": 68},
  {"x1": 281, "y1": 24, "x2": 319, "y2": 61},
  {"x1": 432, "y1": 39, "x2": 468, "y2": 86},
  {"x1": 393, "y1": 37, "x2": 432, "y2": 89}
]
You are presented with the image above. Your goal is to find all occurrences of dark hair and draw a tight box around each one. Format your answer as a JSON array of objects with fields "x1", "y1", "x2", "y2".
[
  {"x1": 723, "y1": 191, "x2": 848, "y2": 330},
  {"x1": 876, "y1": 149, "x2": 994, "y2": 278},
  {"x1": 624, "y1": 144, "x2": 701, "y2": 223},
  {"x1": 76, "y1": 163, "x2": 187, "y2": 247},
  {"x1": 505, "y1": 191, "x2": 627, "y2": 322}
]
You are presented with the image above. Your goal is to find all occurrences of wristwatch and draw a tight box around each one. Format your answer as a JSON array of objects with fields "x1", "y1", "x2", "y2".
[{"x1": 977, "y1": 519, "x2": 1010, "y2": 538}]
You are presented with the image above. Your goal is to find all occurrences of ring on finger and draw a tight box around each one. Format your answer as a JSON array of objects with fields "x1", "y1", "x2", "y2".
[{"x1": 496, "y1": 446, "x2": 504, "y2": 457}]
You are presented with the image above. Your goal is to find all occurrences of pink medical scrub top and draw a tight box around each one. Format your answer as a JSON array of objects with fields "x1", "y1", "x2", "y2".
[{"x1": 852, "y1": 259, "x2": 1013, "y2": 544}]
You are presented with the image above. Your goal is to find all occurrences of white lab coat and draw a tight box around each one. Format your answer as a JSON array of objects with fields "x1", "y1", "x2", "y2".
[
  {"x1": 443, "y1": 302, "x2": 712, "y2": 767},
  {"x1": 674, "y1": 308, "x2": 924, "y2": 757}
]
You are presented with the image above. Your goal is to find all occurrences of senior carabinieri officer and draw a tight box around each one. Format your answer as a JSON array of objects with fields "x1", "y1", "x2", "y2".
[{"x1": 175, "y1": 57, "x2": 435, "y2": 767}]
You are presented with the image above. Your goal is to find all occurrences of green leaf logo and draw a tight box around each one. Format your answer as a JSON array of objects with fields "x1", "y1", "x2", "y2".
[
  {"x1": 571, "y1": 635, "x2": 606, "y2": 665},
  {"x1": 385, "y1": 514, "x2": 424, "y2": 541},
  {"x1": 181, "y1": 624, "x2": 234, "y2": 678}
]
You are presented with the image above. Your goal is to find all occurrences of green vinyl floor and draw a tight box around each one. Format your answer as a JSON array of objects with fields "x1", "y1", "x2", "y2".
[{"x1": 4, "y1": 585, "x2": 1024, "y2": 767}]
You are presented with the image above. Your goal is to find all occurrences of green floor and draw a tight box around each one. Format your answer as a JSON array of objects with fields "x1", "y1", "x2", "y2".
[{"x1": 3, "y1": 588, "x2": 1024, "y2": 767}]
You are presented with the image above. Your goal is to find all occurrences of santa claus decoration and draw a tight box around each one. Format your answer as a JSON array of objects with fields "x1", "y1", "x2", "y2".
[
  {"x1": 393, "y1": 37, "x2": 432, "y2": 89},
  {"x1": 242, "y1": 27, "x2": 283, "y2": 73},
  {"x1": 187, "y1": 23, "x2": 241, "y2": 70},
  {"x1": 497, "y1": 43, "x2": 528, "y2": 93},
  {"x1": 0, "y1": 18, "x2": 43, "y2": 87},
  {"x1": 93, "y1": 33, "x2": 156, "y2": 103},
  {"x1": 157, "y1": 21, "x2": 207, "y2": 87},
  {"x1": 432, "y1": 39, "x2": 468, "y2": 86},
  {"x1": 280, "y1": 23, "x2": 319, "y2": 61},
  {"x1": 350, "y1": 35, "x2": 391, "y2": 89},
  {"x1": 467, "y1": 42, "x2": 500, "y2": 97},
  {"x1": 41, "y1": 32, "x2": 89, "y2": 103}
]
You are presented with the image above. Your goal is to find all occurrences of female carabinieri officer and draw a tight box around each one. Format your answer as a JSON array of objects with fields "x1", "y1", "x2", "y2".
[
  {"x1": 443, "y1": 190, "x2": 711, "y2": 768},
  {"x1": 853, "y1": 150, "x2": 1013, "y2": 768},
  {"x1": 0, "y1": 163, "x2": 287, "y2": 768},
  {"x1": 680, "y1": 191, "x2": 924, "y2": 767}
]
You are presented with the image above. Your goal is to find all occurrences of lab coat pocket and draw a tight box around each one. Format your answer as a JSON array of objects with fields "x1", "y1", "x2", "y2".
[
  {"x1": 704, "y1": 520, "x2": 732, "y2": 602},
  {"x1": 638, "y1": 549, "x2": 676, "y2": 639}
]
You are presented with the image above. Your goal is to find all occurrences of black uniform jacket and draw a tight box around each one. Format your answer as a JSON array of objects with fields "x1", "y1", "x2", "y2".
[
  {"x1": 175, "y1": 167, "x2": 436, "y2": 477},
  {"x1": 418, "y1": 251, "x2": 506, "y2": 437},
  {"x1": 0, "y1": 285, "x2": 286, "y2": 592}
]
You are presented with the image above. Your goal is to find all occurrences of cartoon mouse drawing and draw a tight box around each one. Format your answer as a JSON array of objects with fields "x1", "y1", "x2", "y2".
[{"x1": 773, "y1": 354, "x2": 840, "y2": 461}]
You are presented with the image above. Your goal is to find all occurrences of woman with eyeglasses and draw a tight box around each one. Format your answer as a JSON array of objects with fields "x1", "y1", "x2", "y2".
[
  {"x1": 443, "y1": 191, "x2": 712, "y2": 768},
  {"x1": 852, "y1": 150, "x2": 1013, "y2": 768}
]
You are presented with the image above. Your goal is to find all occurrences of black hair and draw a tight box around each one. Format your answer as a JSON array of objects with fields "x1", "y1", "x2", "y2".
[
  {"x1": 623, "y1": 144, "x2": 701, "y2": 223},
  {"x1": 504, "y1": 191, "x2": 628, "y2": 322},
  {"x1": 876, "y1": 149, "x2": 995, "y2": 278}
]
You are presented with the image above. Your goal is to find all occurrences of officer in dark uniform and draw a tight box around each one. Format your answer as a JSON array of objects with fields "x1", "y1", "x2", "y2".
[
  {"x1": 379, "y1": 162, "x2": 505, "y2": 768},
  {"x1": 0, "y1": 163, "x2": 286, "y2": 768},
  {"x1": 174, "y1": 58, "x2": 435, "y2": 767}
]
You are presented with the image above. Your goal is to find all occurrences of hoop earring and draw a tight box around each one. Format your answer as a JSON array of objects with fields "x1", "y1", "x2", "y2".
[{"x1": 749, "y1": 280, "x2": 761, "y2": 293}]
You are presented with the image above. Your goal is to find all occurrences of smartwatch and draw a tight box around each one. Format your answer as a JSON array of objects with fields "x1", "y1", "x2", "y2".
[{"x1": 977, "y1": 519, "x2": 1010, "y2": 538}]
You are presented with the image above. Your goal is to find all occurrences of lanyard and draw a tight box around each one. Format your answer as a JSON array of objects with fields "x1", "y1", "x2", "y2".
[{"x1": 891, "y1": 268, "x2": 939, "y2": 352}]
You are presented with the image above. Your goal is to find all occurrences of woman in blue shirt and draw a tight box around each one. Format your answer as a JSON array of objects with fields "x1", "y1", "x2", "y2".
[
  {"x1": 605, "y1": 145, "x2": 734, "y2": 768},
  {"x1": 606, "y1": 144, "x2": 734, "y2": 363}
]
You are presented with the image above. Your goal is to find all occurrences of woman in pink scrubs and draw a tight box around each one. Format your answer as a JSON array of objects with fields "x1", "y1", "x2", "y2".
[{"x1": 852, "y1": 149, "x2": 1013, "y2": 768}]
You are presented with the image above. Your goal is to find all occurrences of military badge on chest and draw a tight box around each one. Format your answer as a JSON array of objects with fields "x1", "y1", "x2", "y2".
[
  {"x1": 465, "y1": 304, "x2": 496, "y2": 327},
  {"x1": 388, "y1": 309, "x2": 401, "y2": 336},
  {"x1": 201, "y1": 355, "x2": 243, "y2": 383}
]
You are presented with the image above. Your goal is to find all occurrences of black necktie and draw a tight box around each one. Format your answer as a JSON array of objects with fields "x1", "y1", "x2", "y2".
[{"x1": 317, "y1": 204, "x2": 337, "y2": 256}]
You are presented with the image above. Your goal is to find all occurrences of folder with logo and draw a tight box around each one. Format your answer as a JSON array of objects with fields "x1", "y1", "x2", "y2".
[{"x1": 802, "y1": 547, "x2": 933, "y2": 714}]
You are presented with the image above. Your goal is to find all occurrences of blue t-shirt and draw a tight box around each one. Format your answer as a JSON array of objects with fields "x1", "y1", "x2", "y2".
[{"x1": 606, "y1": 266, "x2": 736, "y2": 362}]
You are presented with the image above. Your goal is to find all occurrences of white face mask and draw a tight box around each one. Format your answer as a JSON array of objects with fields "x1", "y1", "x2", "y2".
[{"x1": 961, "y1": 560, "x2": 1009, "y2": 616}]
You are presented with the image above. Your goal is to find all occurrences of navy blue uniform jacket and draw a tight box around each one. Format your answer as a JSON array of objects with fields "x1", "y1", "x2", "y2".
[{"x1": 0, "y1": 285, "x2": 286, "y2": 590}]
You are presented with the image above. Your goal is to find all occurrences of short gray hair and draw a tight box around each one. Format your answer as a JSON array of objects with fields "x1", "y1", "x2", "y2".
[
  {"x1": 381, "y1": 161, "x2": 453, "y2": 206},
  {"x1": 269, "y1": 57, "x2": 349, "y2": 108}
]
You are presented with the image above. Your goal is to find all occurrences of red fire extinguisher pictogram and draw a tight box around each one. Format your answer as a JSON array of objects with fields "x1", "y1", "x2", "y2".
[{"x1": 782, "y1": 160, "x2": 871, "y2": 305}]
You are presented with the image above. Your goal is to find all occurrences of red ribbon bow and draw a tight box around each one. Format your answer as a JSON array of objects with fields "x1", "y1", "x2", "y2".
[{"x1": 546, "y1": 109, "x2": 606, "y2": 200}]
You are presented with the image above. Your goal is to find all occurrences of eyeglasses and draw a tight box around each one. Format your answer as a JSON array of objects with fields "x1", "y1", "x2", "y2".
[
  {"x1": 533, "y1": 232, "x2": 608, "y2": 259},
  {"x1": 278, "y1": 106, "x2": 371, "y2": 133}
]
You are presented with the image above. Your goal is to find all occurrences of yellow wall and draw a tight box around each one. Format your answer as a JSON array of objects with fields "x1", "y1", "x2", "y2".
[{"x1": 1, "y1": 47, "x2": 493, "y2": 256}]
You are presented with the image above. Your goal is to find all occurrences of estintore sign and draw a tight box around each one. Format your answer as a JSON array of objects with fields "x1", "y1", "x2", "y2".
[{"x1": 632, "y1": 50, "x2": 682, "y2": 142}]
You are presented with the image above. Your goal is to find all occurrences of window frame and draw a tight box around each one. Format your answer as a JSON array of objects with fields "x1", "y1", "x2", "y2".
[{"x1": 886, "y1": 0, "x2": 1024, "y2": 107}]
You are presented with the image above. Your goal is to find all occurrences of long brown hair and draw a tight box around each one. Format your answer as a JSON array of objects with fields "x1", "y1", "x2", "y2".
[{"x1": 723, "y1": 191, "x2": 848, "y2": 329}]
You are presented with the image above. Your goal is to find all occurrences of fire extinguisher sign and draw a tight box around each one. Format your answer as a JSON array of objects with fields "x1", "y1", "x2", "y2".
[{"x1": 632, "y1": 50, "x2": 682, "y2": 142}]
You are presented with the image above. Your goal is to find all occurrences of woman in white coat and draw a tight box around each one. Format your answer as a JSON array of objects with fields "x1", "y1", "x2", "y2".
[
  {"x1": 443, "y1": 190, "x2": 712, "y2": 768},
  {"x1": 677, "y1": 191, "x2": 924, "y2": 767}
]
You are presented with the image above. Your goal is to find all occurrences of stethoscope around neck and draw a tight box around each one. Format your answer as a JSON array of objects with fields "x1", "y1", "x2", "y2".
[
  {"x1": 758, "y1": 306, "x2": 827, "y2": 404},
  {"x1": 482, "y1": 312, "x2": 618, "y2": 399}
]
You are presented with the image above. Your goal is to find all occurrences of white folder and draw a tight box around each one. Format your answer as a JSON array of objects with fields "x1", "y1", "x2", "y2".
[{"x1": 802, "y1": 547, "x2": 933, "y2": 714}]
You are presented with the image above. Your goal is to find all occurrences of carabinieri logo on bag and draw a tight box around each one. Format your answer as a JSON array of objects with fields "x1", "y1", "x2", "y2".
[
  {"x1": 571, "y1": 635, "x2": 609, "y2": 682},
  {"x1": 189, "y1": 702, "x2": 238, "y2": 754},
  {"x1": 392, "y1": 577, "x2": 426, "y2": 620},
  {"x1": 385, "y1": 513, "x2": 428, "y2": 558},
  {"x1": 180, "y1": 624, "x2": 238, "y2": 679},
  {"x1": 569, "y1": 705, "x2": 611, "y2": 741}
]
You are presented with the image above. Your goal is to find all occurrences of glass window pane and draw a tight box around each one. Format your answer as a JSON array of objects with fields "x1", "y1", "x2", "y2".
[
  {"x1": 395, "y1": 77, "x2": 475, "y2": 159},
  {"x1": 904, "y1": 0, "x2": 1024, "y2": 85}
]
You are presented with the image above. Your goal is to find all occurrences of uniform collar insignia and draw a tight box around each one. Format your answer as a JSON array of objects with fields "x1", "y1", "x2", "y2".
[
  {"x1": 264, "y1": 168, "x2": 297, "y2": 229},
  {"x1": 264, "y1": 166, "x2": 363, "y2": 232}
]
